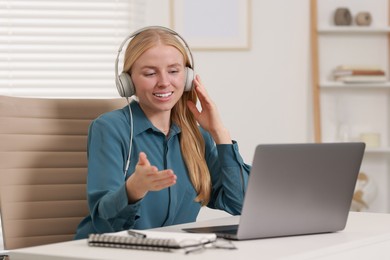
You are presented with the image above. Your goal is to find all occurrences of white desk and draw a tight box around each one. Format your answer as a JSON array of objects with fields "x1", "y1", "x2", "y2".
[{"x1": 9, "y1": 212, "x2": 390, "y2": 260}]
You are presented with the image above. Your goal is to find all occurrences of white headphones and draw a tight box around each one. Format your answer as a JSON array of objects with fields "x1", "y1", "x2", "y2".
[
  {"x1": 116, "y1": 26, "x2": 195, "y2": 176},
  {"x1": 115, "y1": 25, "x2": 195, "y2": 97}
]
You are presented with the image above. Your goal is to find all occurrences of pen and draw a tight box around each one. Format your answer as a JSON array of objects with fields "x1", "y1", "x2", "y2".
[{"x1": 127, "y1": 230, "x2": 147, "y2": 238}]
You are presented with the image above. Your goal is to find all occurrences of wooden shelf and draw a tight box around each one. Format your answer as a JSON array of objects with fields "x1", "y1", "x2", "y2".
[
  {"x1": 365, "y1": 147, "x2": 390, "y2": 153},
  {"x1": 320, "y1": 81, "x2": 390, "y2": 89},
  {"x1": 318, "y1": 26, "x2": 390, "y2": 34},
  {"x1": 310, "y1": 0, "x2": 390, "y2": 142},
  {"x1": 312, "y1": 0, "x2": 390, "y2": 213}
]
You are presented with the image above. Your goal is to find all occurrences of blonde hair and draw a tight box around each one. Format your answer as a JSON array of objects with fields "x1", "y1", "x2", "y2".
[{"x1": 123, "y1": 28, "x2": 211, "y2": 205}]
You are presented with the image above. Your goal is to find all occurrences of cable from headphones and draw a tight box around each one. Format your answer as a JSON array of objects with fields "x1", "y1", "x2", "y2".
[{"x1": 124, "y1": 97, "x2": 133, "y2": 177}]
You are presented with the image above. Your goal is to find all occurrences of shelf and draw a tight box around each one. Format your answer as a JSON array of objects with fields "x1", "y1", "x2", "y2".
[
  {"x1": 320, "y1": 81, "x2": 390, "y2": 90},
  {"x1": 312, "y1": 0, "x2": 390, "y2": 214},
  {"x1": 318, "y1": 26, "x2": 390, "y2": 34},
  {"x1": 365, "y1": 147, "x2": 390, "y2": 154}
]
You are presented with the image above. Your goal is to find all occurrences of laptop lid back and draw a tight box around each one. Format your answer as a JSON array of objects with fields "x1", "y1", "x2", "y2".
[{"x1": 237, "y1": 142, "x2": 365, "y2": 240}]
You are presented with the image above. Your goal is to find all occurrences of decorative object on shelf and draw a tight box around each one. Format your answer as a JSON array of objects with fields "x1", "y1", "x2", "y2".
[
  {"x1": 332, "y1": 65, "x2": 386, "y2": 83},
  {"x1": 360, "y1": 132, "x2": 381, "y2": 147},
  {"x1": 334, "y1": 8, "x2": 352, "y2": 26},
  {"x1": 351, "y1": 172, "x2": 377, "y2": 212},
  {"x1": 355, "y1": 12, "x2": 372, "y2": 26}
]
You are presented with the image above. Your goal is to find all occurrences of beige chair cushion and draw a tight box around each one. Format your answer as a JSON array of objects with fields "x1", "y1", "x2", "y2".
[{"x1": 0, "y1": 95, "x2": 124, "y2": 249}]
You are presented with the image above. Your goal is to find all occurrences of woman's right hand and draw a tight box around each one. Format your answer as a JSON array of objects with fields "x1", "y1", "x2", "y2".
[{"x1": 125, "y1": 152, "x2": 177, "y2": 203}]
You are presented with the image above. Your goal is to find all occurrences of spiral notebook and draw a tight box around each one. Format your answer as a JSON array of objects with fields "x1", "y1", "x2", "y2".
[{"x1": 88, "y1": 230, "x2": 217, "y2": 252}]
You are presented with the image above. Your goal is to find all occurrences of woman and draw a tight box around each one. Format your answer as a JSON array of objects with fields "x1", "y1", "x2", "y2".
[{"x1": 75, "y1": 27, "x2": 250, "y2": 239}]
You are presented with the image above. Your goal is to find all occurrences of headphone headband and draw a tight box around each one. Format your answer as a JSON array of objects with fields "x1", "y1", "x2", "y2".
[{"x1": 115, "y1": 26, "x2": 195, "y2": 97}]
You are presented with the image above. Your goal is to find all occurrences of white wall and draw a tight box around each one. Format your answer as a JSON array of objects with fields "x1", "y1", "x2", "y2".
[{"x1": 144, "y1": 0, "x2": 312, "y2": 162}]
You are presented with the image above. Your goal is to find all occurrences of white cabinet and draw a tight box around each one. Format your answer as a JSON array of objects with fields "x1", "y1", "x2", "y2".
[{"x1": 311, "y1": 0, "x2": 390, "y2": 212}]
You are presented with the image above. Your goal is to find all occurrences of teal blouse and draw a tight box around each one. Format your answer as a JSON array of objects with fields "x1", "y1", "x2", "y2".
[{"x1": 75, "y1": 101, "x2": 250, "y2": 239}]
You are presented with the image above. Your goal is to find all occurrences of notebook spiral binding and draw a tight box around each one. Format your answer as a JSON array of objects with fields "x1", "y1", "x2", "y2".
[{"x1": 88, "y1": 234, "x2": 180, "y2": 252}]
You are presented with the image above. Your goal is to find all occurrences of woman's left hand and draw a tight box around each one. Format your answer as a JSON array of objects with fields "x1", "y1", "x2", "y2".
[{"x1": 187, "y1": 75, "x2": 231, "y2": 144}]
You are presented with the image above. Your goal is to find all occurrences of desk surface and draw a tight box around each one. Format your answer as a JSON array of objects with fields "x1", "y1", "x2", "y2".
[{"x1": 9, "y1": 212, "x2": 390, "y2": 260}]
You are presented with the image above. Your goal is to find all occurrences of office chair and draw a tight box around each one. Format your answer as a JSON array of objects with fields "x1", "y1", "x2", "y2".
[{"x1": 0, "y1": 95, "x2": 124, "y2": 249}]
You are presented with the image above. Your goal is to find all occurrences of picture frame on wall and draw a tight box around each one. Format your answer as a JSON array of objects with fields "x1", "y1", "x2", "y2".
[{"x1": 170, "y1": 0, "x2": 251, "y2": 50}]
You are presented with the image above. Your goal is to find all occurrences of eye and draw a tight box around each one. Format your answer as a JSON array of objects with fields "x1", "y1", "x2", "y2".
[
  {"x1": 144, "y1": 71, "x2": 156, "y2": 77},
  {"x1": 169, "y1": 67, "x2": 182, "y2": 74}
]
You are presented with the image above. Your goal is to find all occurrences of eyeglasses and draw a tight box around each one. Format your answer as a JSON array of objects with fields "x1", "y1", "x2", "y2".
[{"x1": 180, "y1": 238, "x2": 237, "y2": 254}]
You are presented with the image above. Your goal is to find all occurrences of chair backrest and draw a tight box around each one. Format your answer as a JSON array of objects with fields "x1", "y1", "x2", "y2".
[{"x1": 0, "y1": 95, "x2": 124, "y2": 250}]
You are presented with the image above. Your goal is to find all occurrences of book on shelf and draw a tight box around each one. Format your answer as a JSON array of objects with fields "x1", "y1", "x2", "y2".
[
  {"x1": 335, "y1": 65, "x2": 383, "y2": 71},
  {"x1": 333, "y1": 69, "x2": 385, "y2": 76},
  {"x1": 334, "y1": 75, "x2": 387, "y2": 83},
  {"x1": 88, "y1": 229, "x2": 217, "y2": 252},
  {"x1": 332, "y1": 65, "x2": 387, "y2": 83}
]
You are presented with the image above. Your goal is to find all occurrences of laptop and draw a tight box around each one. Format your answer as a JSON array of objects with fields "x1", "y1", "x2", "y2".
[{"x1": 183, "y1": 142, "x2": 365, "y2": 240}]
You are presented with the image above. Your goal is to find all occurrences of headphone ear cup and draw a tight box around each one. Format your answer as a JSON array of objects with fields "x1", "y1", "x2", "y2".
[
  {"x1": 117, "y1": 72, "x2": 135, "y2": 97},
  {"x1": 184, "y1": 67, "x2": 194, "y2": 92}
]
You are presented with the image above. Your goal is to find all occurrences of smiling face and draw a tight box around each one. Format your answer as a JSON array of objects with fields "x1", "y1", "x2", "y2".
[{"x1": 130, "y1": 43, "x2": 186, "y2": 119}]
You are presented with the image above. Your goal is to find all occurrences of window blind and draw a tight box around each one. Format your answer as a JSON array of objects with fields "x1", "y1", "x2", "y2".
[{"x1": 0, "y1": 0, "x2": 145, "y2": 97}]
